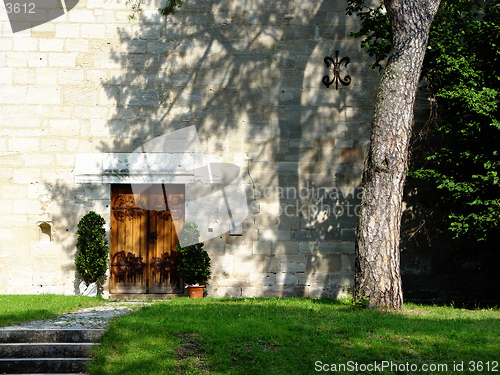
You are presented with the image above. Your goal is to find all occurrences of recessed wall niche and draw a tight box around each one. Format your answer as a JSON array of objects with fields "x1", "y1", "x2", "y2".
[{"x1": 38, "y1": 222, "x2": 52, "y2": 242}]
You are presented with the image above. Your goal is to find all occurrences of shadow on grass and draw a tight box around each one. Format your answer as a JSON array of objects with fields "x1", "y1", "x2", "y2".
[
  {"x1": 0, "y1": 310, "x2": 53, "y2": 327},
  {"x1": 88, "y1": 298, "x2": 500, "y2": 375},
  {"x1": 0, "y1": 295, "x2": 106, "y2": 327}
]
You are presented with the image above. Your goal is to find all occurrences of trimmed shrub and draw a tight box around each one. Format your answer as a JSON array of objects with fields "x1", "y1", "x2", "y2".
[
  {"x1": 75, "y1": 211, "x2": 110, "y2": 285},
  {"x1": 176, "y1": 222, "x2": 211, "y2": 285}
]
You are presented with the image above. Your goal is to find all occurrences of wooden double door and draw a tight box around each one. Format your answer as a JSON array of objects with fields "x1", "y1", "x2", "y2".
[{"x1": 110, "y1": 184, "x2": 184, "y2": 294}]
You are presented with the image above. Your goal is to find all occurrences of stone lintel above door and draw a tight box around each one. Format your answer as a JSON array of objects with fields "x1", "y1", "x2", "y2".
[{"x1": 73, "y1": 152, "x2": 223, "y2": 185}]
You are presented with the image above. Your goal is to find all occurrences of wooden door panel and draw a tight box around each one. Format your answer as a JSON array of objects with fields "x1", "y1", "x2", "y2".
[
  {"x1": 110, "y1": 185, "x2": 147, "y2": 294},
  {"x1": 110, "y1": 184, "x2": 184, "y2": 295},
  {"x1": 148, "y1": 185, "x2": 184, "y2": 294}
]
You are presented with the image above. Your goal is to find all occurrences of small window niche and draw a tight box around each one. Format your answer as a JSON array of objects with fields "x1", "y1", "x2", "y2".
[{"x1": 38, "y1": 222, "x2": 52, "y2": 242}]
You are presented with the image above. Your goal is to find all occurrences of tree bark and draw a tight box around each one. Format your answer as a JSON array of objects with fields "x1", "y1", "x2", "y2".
[{"x1": 354, "y1": 0, "x2": 440, "y2": 309}]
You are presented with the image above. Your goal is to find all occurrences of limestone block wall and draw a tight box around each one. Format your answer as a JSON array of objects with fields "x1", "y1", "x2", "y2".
[{"x1": 0, "y1": 0, "x2": 381, "y2": 296}]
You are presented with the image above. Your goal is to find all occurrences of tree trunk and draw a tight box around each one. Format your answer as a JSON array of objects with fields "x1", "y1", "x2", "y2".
[{"x1": 354, "y1": 0, "x2": 440, "y2": 309}]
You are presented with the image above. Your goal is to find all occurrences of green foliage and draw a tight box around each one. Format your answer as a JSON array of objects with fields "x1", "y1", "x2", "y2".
[
  {"x1": 160, "y1": 0, "x2": 184, "y2": 16},
  {"x1": 348, "y1": 0, "x2": 500, "y2": 244},
  {"x1": 128, "y1": 0, "x2": 182, "y2": 19},
  {"x1": 75, "y1": 211, "x2": 110, "y2": 285},
  {"x1": 176, "y1": 222, "x2": 211, "y2": 285},
  {"x1": 350, "y1": 295, "x2": 370, "y2": 309},
  {"x1": 346, "y1": 0, "x2": 391, "y2": 70},
  {"x1": 419, "y1": 1, "x2": 500, "y2": 243}
]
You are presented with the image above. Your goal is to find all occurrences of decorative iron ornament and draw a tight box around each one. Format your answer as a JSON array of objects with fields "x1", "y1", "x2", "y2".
[
  {"x1": 322, "y1": 51, "x2": 351, "y2": 90},
  {"x1": 148, "y1": 194, "x2": 184, "y2": 221},
  {"x1": 111, "y1": 251, "x2": 146, "y2": 282},
  {"x1": 168, "y1": 195, "x2": 184, "y2": 221},
  {"x1": 153, "y1": 209, "x2": 171, "y2": 221},
  {"x1": 151, "y1": 251, "x2": 181, "y2": 291},
  {"x1": 151, "y1": 251, "x2": 177, "y2": 280},
  {"x1": 149, "y1": 195, "x2": 168, "y2": 211},
  {"x1": 112, "y1": 195, "x2": 145, "y2": 222}
]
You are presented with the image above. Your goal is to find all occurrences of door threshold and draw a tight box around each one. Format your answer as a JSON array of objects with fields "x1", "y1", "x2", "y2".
[{"x1": 109, "y1": 293, "x2": 184, "y2": 300}]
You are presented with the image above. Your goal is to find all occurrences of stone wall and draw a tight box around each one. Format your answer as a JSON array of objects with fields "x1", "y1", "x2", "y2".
[{"x1": 0, "y1": 0, "x2": 382, "y2": 296}]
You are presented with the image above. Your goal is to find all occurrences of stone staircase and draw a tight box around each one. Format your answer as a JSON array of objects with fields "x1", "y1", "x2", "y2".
[{"x1": 0, "y1": 328, "x2": 105, "y2": 374}]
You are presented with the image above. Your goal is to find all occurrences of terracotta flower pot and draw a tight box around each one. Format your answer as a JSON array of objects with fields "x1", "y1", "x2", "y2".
[{"x1": 187, "y1": 285, "x2": 205, "y2": 298}]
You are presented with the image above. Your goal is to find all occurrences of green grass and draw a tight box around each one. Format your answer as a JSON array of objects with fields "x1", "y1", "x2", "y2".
[
  {"x1": 0, "y1": 294, "x2": 107, "y2": 327},
  {"x1": 88, "y1": 298, "x2": 500, "y2": 375}
]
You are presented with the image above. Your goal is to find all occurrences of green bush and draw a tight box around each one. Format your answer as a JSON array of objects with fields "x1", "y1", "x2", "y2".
[
  {"x1": 176, "y1": 222, "x2": 211, "y2": 285},
  {"x1": 75, "y1": 211, "x2": 110, "y2": 285}
]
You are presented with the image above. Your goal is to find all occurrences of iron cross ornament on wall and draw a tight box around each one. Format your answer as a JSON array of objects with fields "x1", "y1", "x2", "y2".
[{"x1": 322, "y1": 51, "x2": 352, "y2": 90}]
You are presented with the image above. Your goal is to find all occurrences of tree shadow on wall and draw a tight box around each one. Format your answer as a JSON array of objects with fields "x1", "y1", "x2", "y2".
[
  {"x1": 45, "y1": 182, "x2": 111, "y2": 295},
  {"x1": 49, "y1": 0, "x2": 378, "y2": 298},
  {"x1": 96, "y1": 0, "x2": 376, "y2": 298}
]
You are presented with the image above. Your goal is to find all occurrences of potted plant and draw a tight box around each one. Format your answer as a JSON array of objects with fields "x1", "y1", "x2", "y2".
[
  {"x1": 176, "y1": 222, "x2": 211, "y2": 298},
  {"x1": 75, "y1": 211, "x2": 110, "y2": 297}
]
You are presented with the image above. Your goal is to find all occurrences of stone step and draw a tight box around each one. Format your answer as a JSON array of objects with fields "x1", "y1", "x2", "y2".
[
  {"x1": 0, "y1": 329, "x2": 105, "y2": 374},
  {"x1": 0, "y1": 358, "x2": 91, "y2": 373},
  {"x1": 0, "y1": 343, "x2": 98, "y2": 358},
  {"x1": 0, "y1": 329, "x2": 105, "y2": 343}
]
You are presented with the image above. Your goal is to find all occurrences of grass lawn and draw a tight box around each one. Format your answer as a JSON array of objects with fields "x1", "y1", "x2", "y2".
[
  {"x1": 88, "y1": 298, "x2": 500, "y2": 375},
  {"x1": 0, "y1": 294, "x2": 107, "y2": 327}
]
